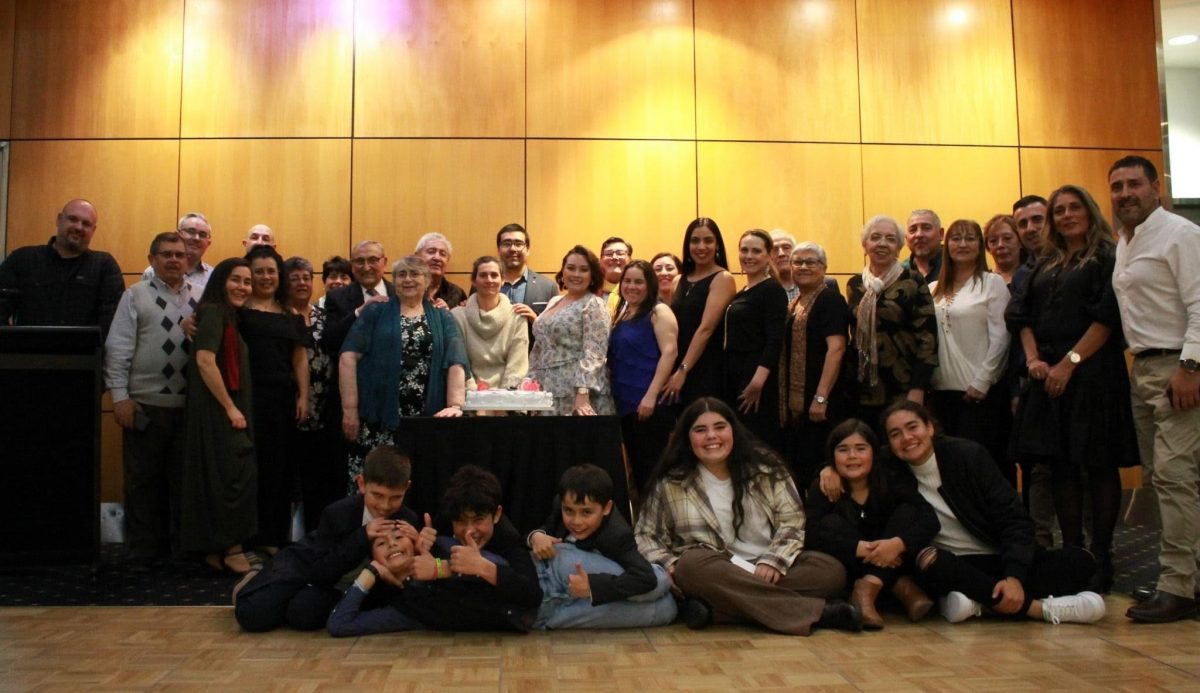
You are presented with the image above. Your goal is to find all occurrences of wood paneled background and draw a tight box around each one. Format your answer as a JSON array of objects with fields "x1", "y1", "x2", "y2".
[{"x1": 0, "y1": 0, "x2": 1164, "y2": 501}]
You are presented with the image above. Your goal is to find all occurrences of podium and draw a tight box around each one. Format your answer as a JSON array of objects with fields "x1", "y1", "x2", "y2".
[{"x1": 0, "y1": 326, "x2": 102, "y2": 565}]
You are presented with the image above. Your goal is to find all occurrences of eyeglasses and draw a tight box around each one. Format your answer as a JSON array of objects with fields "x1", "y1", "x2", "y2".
[
  {"x1": 792, "y1": 258, "x2": 825, "y2": 268},
  {"x1": 498, "y1": 240, "x2": 527, "y2": 250},
  {"x1": 352, "y1": 256, "x2": 383, "y2": 266},
  {"x1": 947, "y1": 235, "x2": 980, "y2": 244},
  {"x1": 155, "y1": 251, "x2": 188, "y2": 260},
  {"x1": 602, "y1": 250, "x2": 629, "y2": 259},
  {"x1": 178, "y1": 227, "x2": 211, "y2": 240},
  {"x1": 394, "y1": 269, "x2": 425, "y2": 279}
]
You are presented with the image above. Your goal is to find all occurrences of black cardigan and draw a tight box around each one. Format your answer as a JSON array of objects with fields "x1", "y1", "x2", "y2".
[{"x1": 531, "y1": 497, "x2": 657, "y2": 605}]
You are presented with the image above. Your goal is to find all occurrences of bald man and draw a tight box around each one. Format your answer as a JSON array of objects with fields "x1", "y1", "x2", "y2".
[
  {"x1": 0, "y1": 198, "x2": 124, "y2": 337},
  {"x1": 243, "y1": 224, "x2": 276, "y2": 251}
]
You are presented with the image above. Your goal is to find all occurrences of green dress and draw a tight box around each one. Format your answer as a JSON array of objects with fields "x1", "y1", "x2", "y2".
[{"x1": 180, "y1": 305, "x2": 257, "y2": 552}]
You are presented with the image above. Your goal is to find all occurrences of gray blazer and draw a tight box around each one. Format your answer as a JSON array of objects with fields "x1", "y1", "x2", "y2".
[{"x1": 516, "y1": 269, "x2": 560, "y2": 316}]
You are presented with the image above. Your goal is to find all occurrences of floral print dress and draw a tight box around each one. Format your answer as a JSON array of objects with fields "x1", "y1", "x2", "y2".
[{"x1": 529, "y1": 294, "x2": 615, "y2": 416}]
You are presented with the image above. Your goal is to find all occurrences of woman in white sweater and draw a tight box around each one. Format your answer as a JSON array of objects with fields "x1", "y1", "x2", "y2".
[
  {"x1": 451, "y1": 257, "x2": 529, "y2": 399},
  {"x1": 927, "y1": 220, "x2": 1013, "y2": 485}
]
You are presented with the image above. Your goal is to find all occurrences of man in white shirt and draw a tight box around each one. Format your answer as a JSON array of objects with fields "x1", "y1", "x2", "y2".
[
  {"x1": 1109, "y1": 155, "x2": 1200, "y2": 623},
  {"x1": 105, "y1": 231, "x2": 196, "y2": 570},
  {"x1": 141, "y1": 212, "x2": 214, "y2": 294}
]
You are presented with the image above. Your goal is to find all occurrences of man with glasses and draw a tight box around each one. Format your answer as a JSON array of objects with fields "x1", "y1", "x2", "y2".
[
  {"x1": 141, "y1": 212, "x2": 214, "y2": 294},
  {"x1": 496, "y1": 223, "x2": 557, "y2": 323},
  {"x1": 0, "y1": 198, "x2": 124, "y2": 338},
  {"x1": 104, "y1": 231, "x2": 196, "y2": 571},
  {"x1": 600, "y1": 236, "x2": 632, "y2": 316}
]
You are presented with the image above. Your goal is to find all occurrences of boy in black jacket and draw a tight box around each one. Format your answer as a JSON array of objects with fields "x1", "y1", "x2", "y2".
[
  {"x1": 527, "y1": 464, "x2": 677, "y2": 628},
  {"x1": 234, "y1": 445, "x2": 431, "y2": 632}
]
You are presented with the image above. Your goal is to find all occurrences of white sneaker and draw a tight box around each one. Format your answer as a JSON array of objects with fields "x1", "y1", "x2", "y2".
[
  {"x1": 939, "y1": 591, "x2": 983, "y2": 623},
  {"x1": 1041, "y1": 591, "x2": 1106, "y2": 624}
]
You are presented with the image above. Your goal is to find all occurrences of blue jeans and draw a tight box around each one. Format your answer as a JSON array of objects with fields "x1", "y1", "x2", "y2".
[{"x1": 533, "y1": 543, "x2": 677, "y2": 629}]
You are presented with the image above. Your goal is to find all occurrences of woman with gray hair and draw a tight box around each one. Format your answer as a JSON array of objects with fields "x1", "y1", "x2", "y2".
[
  {"x1": 338, "y1": 256, "x2": 469, "y2": 486},
  {"x1": 778, "y1": 241, "x2": 851, "y2": 488},
  {"x1": 846, "y1": 215, "x2": 937, "y2": 427}
]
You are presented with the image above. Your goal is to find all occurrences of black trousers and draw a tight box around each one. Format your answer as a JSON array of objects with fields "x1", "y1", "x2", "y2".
[
  {"x1": 619, "y1": 406, "x2": 677, "y2": 497},
  {"x1": 252, "y1": 382, "x2": 298, "y2": 547},
  {"x1": 122, "y1": 404, "x2": 186, "y2": 561},
  {"x1": 234, "y1": 574, "x2": 341, "y2": 632},
  {"x1": 914, "y1": 545, "x2": 1095, "y2": 615},
  {"x1": 929, "y1": 388, "x2": 1015, "y2": 487}
]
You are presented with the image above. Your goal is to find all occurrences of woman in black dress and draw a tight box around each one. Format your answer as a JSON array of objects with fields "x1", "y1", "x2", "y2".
[
  {"x1": 778, "y1": 242, "x2": 850, "y2": 488},
  {"x1": 661, "y1": 218, "x2": 736, "y2": 406},
  {"x1": 241, "y1": 245, "x2": 310, "y2": 552},
  {"x1": 1006, "y1": 184, "x2": 1138, "y2": 592},
  {"x1": 723, "y1": 229, "x2": 787, "y2": 450}
]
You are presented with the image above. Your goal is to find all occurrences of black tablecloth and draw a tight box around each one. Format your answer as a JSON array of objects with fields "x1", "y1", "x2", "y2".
[{"x1": 393, "y1": 416, "x2": 630, "y2": 533}]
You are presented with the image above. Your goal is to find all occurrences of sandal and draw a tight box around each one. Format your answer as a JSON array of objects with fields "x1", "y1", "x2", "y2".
[{"x1": 223, "y1": 551, "x2": 253, "y2": 575}]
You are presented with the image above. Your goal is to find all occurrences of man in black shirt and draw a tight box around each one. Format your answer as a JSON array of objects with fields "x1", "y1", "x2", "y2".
[{"x1": 0, "y1": 198, "x2": 124, "y2": 337}]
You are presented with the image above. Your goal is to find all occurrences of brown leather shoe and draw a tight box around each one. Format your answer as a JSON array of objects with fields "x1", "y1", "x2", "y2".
[
  {"x1": 891, "y1": 576, "x2": 934, "y2": 622},
  {"x1": 1126, "y1": 590, "x2": 1198, "y2": 623},
  {"x1": 851, "y1": 578, "x2": 885, "y2": 630}
]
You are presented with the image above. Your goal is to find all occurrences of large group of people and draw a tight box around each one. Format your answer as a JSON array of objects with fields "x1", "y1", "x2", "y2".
[{"x1": 2, "y1": 153, "x2": 1199, "y2": 633}]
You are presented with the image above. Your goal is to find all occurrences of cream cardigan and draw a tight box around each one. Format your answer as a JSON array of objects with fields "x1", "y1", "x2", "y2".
[{"x1": 451, "y1": 292, "x2": 530, "y2": 389}]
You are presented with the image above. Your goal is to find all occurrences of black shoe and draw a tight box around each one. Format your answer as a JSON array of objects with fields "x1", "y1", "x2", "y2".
[
  {"x1": 1130, "y1": 584, "x2": 1156, "y2": 603},
  {"x1": 678, "y1": 597, "x2": 713, "y2": 630},
  {"x1": 815, "y1": 601, "x2": 863, "y2": 632},
  {"x1": 1126, "y1": 591, "x2": 1198, "y2": 623},
  {"x1": 1087, "y1": 562, "x2": 1114, "y2": 594}
]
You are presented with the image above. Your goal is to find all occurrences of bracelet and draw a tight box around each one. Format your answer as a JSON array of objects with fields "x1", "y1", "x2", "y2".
[
  {"x1": 435, "y1": 557, "x2": 449, "y2": 579},
  {"x1": 678, "y1": 362, "x2": 688, "y2": 373},
  {"x1": 364, "y1": 563, "x2": 380, "y2": 579}
]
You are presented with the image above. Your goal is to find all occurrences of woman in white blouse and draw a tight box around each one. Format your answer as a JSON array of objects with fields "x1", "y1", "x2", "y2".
[{"x1": 927, "y1": 219, "x2": 1014, "y2": 485}]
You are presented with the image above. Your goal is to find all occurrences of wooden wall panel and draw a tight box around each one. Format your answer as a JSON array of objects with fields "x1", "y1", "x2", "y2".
[
  {"x1": 354, "y1": 0, "x2": 524, "y2": 137},
  {"x1": 180, "y1": 0, "x2": 353, "y2": 137},
  {"x1": 351, "y1": 139, "x2": 525, "y2": 273},
  {"x1": 0, "y1": 0, "x2": 15, "y2": 139},
  {"x1": 6, "y1": 140, "x2": 180, "y2": 272},
  {"x1": 695, "y1": 0, "x2": 859, "y2": 143},
  {"x1": 858, "y1": 0, "x2": 1018, "y2": 146},
  {"x1": 861, "y1": 145, "x2": 1021, "y2": 234},
  {"x1": 1019, "y1": 148, "x2": 1166, "y2": 221},
  {"x1": 10, "y1": 0, "x2": 183, "y2": 139},
  {"x1": 177, "y1": 139, "x2": 351, "y2": 267},
  {"x1": 527, "y1": 0, "x2": 694, "y2": 139},
  {"x1": 526, "y1": 140, "x2": 696, "y2": 270},
  {"x1": 1013, "y1": 0, "x2": 1160, "y2": 149},
  {"x1": 697, "y1": 142, "x2": 864, "y2": 276}
]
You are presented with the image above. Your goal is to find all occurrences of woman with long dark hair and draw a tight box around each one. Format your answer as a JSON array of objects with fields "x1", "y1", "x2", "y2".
[
  {"x1": 181, "y1": 258, "x2": 258, "y2": 575},
  {"x1": 634, "y1": 397, "x2": 859, "y2": 635},
  {"x1": 661, "y1": 218, "x2": 736, "y2": 406},
  {"x1": 1006, "y1": 184, "x2": 1139, "y2": 592}
]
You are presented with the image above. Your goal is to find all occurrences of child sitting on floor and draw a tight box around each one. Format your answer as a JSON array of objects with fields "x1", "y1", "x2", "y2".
[
  {"x1": 527, "y1": 464, "x2": 677, "y2": 629},
  {"x1": 327, "y1": 465, "x2": 543, "y2": 636},
  {"x1": 234, "y1": 445, "x2": 432, "y2": 632}
]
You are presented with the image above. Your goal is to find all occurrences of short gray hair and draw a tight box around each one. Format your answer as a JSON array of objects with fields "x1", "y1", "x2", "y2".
[
  {"x1": 770, "y1": 229, "x2": 796, "y2": 247},
  {"x1": 415, "y1": 232, "x2": 452, "y2": 255},
  {"x1": 791, "y1": 241, "x2": 827, "y2": 266},
  {"x1": 861, "y1": 214, "x2": 906, "y2": 246},
  {"x1": 392, "y1": 255, "x2": 431, "y2": 283},
  {"x1": 908, "y1": 208, "x2": 941, "y2": 230},
  {"x1": 178, "y1": 212, "x2": 210, "y2": 230},
  {"x1": 353, "y1": 239, "x2": 385, "y2": 256}
]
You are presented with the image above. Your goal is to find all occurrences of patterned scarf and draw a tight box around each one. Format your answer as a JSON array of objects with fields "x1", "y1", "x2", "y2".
[
  {"x1": 855, "y1": 262, "x2": 904, "y2": 388},
  {"x1": 779, "y1": 287, "x2": 823, "y2": 425}
]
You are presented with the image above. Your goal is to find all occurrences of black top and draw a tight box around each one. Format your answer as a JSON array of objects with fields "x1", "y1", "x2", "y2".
[
  {"x1": 724, "y1": 278, "x2": 787, "y2": 367},
  {"x1": 237, "y1": 307, "x2": 309, "y2": 389},
  {"x1": 0, "y1": 239, "x2": 124, "y2": 338},
  {"x1": 398, "y1": 515, "x2": 543, "y2": 632},
  {"x1": 672, "y1": 272, "x2": 725, "y2": 402},
  {"x1": 804, "y1": 463, "x2": 939, "y2": 571},
  {"x1": 432, "y1": 279, "x2": 467, "y2": 308},
  {"x1": 533, "y1": 497, "x2": 656, "y2": 605},
  {"x1": 781, "y1": 287, "x2": 851, "y2": 416},
  {"x1": 319, "y1": 280, "x2": 397, "y2": 357},
  {"x1": 846, "y1": 268, "x2": 938, "y2": 406}
]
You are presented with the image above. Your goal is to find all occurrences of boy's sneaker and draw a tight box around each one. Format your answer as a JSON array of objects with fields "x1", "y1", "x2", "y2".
[
  {"x1": 939, "y1": 591, "x2": 983, "y2": 623},
  {"x1": 1042, "y1": 592, "x2": 1106, "y2": 624}
]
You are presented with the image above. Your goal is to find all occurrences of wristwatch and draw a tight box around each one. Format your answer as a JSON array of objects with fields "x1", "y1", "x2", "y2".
[
  {"x1": 813, "y1": 395, "x2": 828, "y2": 405},
  {"x1": 1183, "y1": 359, "x2": 1200, "y2": 373},
  {"x1": 1067, "y1": 350, "x2": 1082, "y2": 365}
]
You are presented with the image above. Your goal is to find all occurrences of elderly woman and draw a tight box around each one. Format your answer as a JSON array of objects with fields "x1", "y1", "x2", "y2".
[
  {"x1": 928, "y1": 220, "x2": 1012, "y2": 484},
  {"x1": 846, "y1": 215, "x2": 938, "y2": 427},
  {"x1": 529, "y1": 245, "x2": 615, "y2": 416},
  {"x1": 339, "y1": 256, "x2": 469, "y2": 487},
  {"x1": 241, "y1": 245, "x2": 310, "y2": 552},
  {"x1": 1006, "y1": 184, "x2": 1138, "y2": 593},
  {"x1": 451, "y1": 256, "x2": 529, "y2": 393},
  {"x1": 650, "y1": 251, "x2": 682, "y2": 305},
  {"x1": 609, "y1": 259, "x2": 679, "y2": 490},
  {"x1": 284, "y1": 256, "x2": 340, "y2": 532},
  {"x1": 778, "y1": 242, "x2": 850, "y2": 488},
  {"x1": 634, "y1": 397, "x2": 858, "y2": 634}
]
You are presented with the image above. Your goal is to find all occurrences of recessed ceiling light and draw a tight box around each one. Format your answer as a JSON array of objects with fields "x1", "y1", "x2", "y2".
[{"x1": 1168, "y1": 34, "x2": 1199, "y2": 46}]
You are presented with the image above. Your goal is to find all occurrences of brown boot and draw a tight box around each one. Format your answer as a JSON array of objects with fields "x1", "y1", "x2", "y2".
[
  {"x1": 891, "y1": 576, "x2": 934, "y2": 622},
  {"x1": 851, "y1": 578, "x2": 885, "y2": 630}
]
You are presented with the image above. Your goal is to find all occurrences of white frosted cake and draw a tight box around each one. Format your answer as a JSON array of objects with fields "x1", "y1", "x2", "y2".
[{"x1": 463, "y1": 389, "x2": 556, "y2": 412}]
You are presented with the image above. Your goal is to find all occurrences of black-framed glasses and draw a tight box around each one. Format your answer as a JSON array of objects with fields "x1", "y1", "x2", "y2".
[{"x1": 155, "y1": 250, "x2": 188, "y2": 260}]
